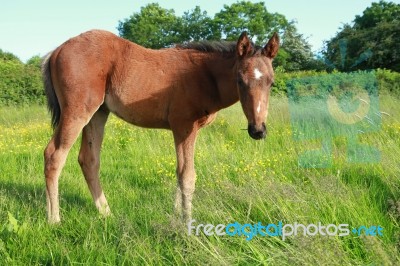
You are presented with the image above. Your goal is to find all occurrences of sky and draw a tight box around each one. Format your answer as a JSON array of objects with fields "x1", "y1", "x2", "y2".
[{"x1": 1, "y1": 0, "x2": 399, "y2": 62}]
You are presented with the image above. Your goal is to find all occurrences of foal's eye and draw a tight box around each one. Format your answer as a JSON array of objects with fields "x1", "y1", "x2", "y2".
[{"x1": 237, "y1": 77, "x2": 245, "y2": 87}]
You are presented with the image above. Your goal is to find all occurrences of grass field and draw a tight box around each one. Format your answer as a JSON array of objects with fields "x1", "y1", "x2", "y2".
[{"x1": 0, "y1": 94, "x2": 399, "y2": 265}]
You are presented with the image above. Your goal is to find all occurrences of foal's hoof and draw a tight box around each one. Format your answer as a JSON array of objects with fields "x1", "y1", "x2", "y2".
[
  {"x1": 99, "y1": 205, "x2": 112, "y2": 217},
  {"x1": 47, "y1": 216, "x2": 61, "y2": 224}
]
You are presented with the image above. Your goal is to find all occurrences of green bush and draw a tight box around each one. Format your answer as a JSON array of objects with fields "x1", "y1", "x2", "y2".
[
  {"x1": 272, "y1": 69, "x2": 400, "y2": 96},
  {"x1": 0, "y1": 59, "x2": 44, "y2": 105},
  {"x1": 272, "y1": 69, "x2": 328, "y2": 95},
  {"x1": 375, "y1": 68, "x2": 400, "y2": 95}
]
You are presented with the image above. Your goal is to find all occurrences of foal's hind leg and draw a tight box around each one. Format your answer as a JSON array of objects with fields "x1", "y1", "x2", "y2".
[
  {"x1": 78, "y1": 108, "x2": 110, "y2": 216},
  {"x1": 44, "y1": 113, "x2": 91, "y2": 223}
]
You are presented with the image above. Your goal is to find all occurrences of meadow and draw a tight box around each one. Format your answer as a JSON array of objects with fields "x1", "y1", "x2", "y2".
[{"x1": 0, "y1": 93, "x2": 399, "y2": 265}]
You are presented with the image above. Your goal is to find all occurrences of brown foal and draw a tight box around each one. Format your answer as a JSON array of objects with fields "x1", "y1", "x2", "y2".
[{"x1": 42, "y1": 30, "x2": 279, "y2": 223}]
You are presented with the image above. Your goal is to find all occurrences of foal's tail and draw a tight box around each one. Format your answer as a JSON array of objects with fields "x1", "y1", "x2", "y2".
[{"x1": 42, "y1": 52, "x2": 60, "y2": 129}]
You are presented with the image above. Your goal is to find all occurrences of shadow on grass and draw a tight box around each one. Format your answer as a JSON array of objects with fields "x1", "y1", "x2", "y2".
[
  {"x1": 340, "y1": 166, "x2": 399, "y2": 218},
  {"x1": 0, "y1": 181, "x2": 92, "y2": 215}
]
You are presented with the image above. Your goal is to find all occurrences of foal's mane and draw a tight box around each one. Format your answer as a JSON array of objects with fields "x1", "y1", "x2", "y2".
[
  {"x1": 175, "y1": 40, "x2": 262, "y2": 57},
  {"x1": 176, "y1": 41, "x2": 236, "y2": 54}
]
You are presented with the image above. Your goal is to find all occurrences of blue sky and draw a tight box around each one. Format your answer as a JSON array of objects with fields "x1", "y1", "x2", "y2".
[{"x1": 1, "y1": 0, "x2": 399, "y2": 62}]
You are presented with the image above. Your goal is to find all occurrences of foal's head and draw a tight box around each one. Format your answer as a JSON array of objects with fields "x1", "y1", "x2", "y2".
[{"x1": 235, "y1": 32, "x2": 279, "y2": 140}]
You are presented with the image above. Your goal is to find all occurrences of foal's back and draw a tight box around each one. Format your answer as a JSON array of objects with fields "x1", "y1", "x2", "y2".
[{"x1": 49, "y1": 30, "x2": 213, "y2": 129}]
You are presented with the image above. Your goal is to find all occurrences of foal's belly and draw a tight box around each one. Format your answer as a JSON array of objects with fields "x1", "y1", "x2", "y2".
[{"x1": 104, "y1": 92, "x2": 170, "y2": 129}]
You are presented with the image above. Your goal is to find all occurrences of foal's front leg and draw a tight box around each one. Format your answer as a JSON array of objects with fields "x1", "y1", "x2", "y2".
[{"x1": 172, "y1": 126, "x2": 198, "y2": 221}]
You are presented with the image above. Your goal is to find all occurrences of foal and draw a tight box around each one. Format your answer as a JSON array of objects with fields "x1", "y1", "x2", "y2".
[{"x1": 42, "y1": 30, "x2": 279, "y2": 223}]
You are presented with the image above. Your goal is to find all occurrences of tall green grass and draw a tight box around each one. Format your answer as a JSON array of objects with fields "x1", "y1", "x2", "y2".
[{"x1": 0, "y1": 95, "x2": 399, "y2": 265}]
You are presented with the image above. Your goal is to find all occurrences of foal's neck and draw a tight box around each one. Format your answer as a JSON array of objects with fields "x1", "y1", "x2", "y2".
[{"x1": 206, "y1": 55, "x2": 239, "y2": 111}]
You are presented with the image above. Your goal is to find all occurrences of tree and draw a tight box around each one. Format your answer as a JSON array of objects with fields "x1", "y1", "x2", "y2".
[
  {"x1": 118, "y1": 2, "x2": 291, "y2": 48},
  {"x1": 180, "y1": 6, "x2": 220, "y2": 41},
  {"x1": 213, "y1": 1, "x2": 287, "y2": 44},
  {"x1": 276, "y1": 23, "x2": 323, "y2": 71},
  {"x1": 213, "y1": 1, "x2": 320, "y2": 71},
  {"x1": 354, "y1": 0, "x2": 400, "y2": 29},
  {"x1": 323, "y1": 0, "x2": 400, "y2": 71},
  {"x1": 118, "y1": 2, "x2": 319, "y2": 72},
  {"x1": 118, "y1": 3, "x2": 183, "y2": 48}
]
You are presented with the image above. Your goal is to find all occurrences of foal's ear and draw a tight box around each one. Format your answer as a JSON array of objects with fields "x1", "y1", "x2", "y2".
[
  {"x1": 263, "y1": 32, "x2": 279, "y2": 59},
  {"x1": 236, "y1": 31, "x2": 253, "y2": 57}
]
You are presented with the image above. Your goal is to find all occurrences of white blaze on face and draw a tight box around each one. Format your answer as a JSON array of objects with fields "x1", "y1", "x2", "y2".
[
  {"x1": 254, "y1": 68, "x2": 263, "y2": 80},
  {"x1": 257, "y1": 101, "x2": 261, "y2": 114}
]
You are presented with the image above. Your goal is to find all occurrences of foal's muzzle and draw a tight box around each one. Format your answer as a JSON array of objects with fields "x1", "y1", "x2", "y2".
[{"x1": 248, "y1": 123, "x2": 267, "y2": 140}]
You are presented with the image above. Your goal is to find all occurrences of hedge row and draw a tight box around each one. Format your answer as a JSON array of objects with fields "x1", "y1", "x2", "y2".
[
  {"x1": 273, "y1": 68, "x2": 400, "y2": 96},
  {"x1": 0, "y1": 59, "x2": 399, "y2": 106},
  {"x1": 0, "y1": 60, "x2": 44, "y2": 105}
]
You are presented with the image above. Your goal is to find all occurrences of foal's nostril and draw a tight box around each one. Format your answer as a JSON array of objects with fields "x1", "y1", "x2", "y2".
[{"x1": 248, "y1": 123, "x2": 267, "y2": 140}]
